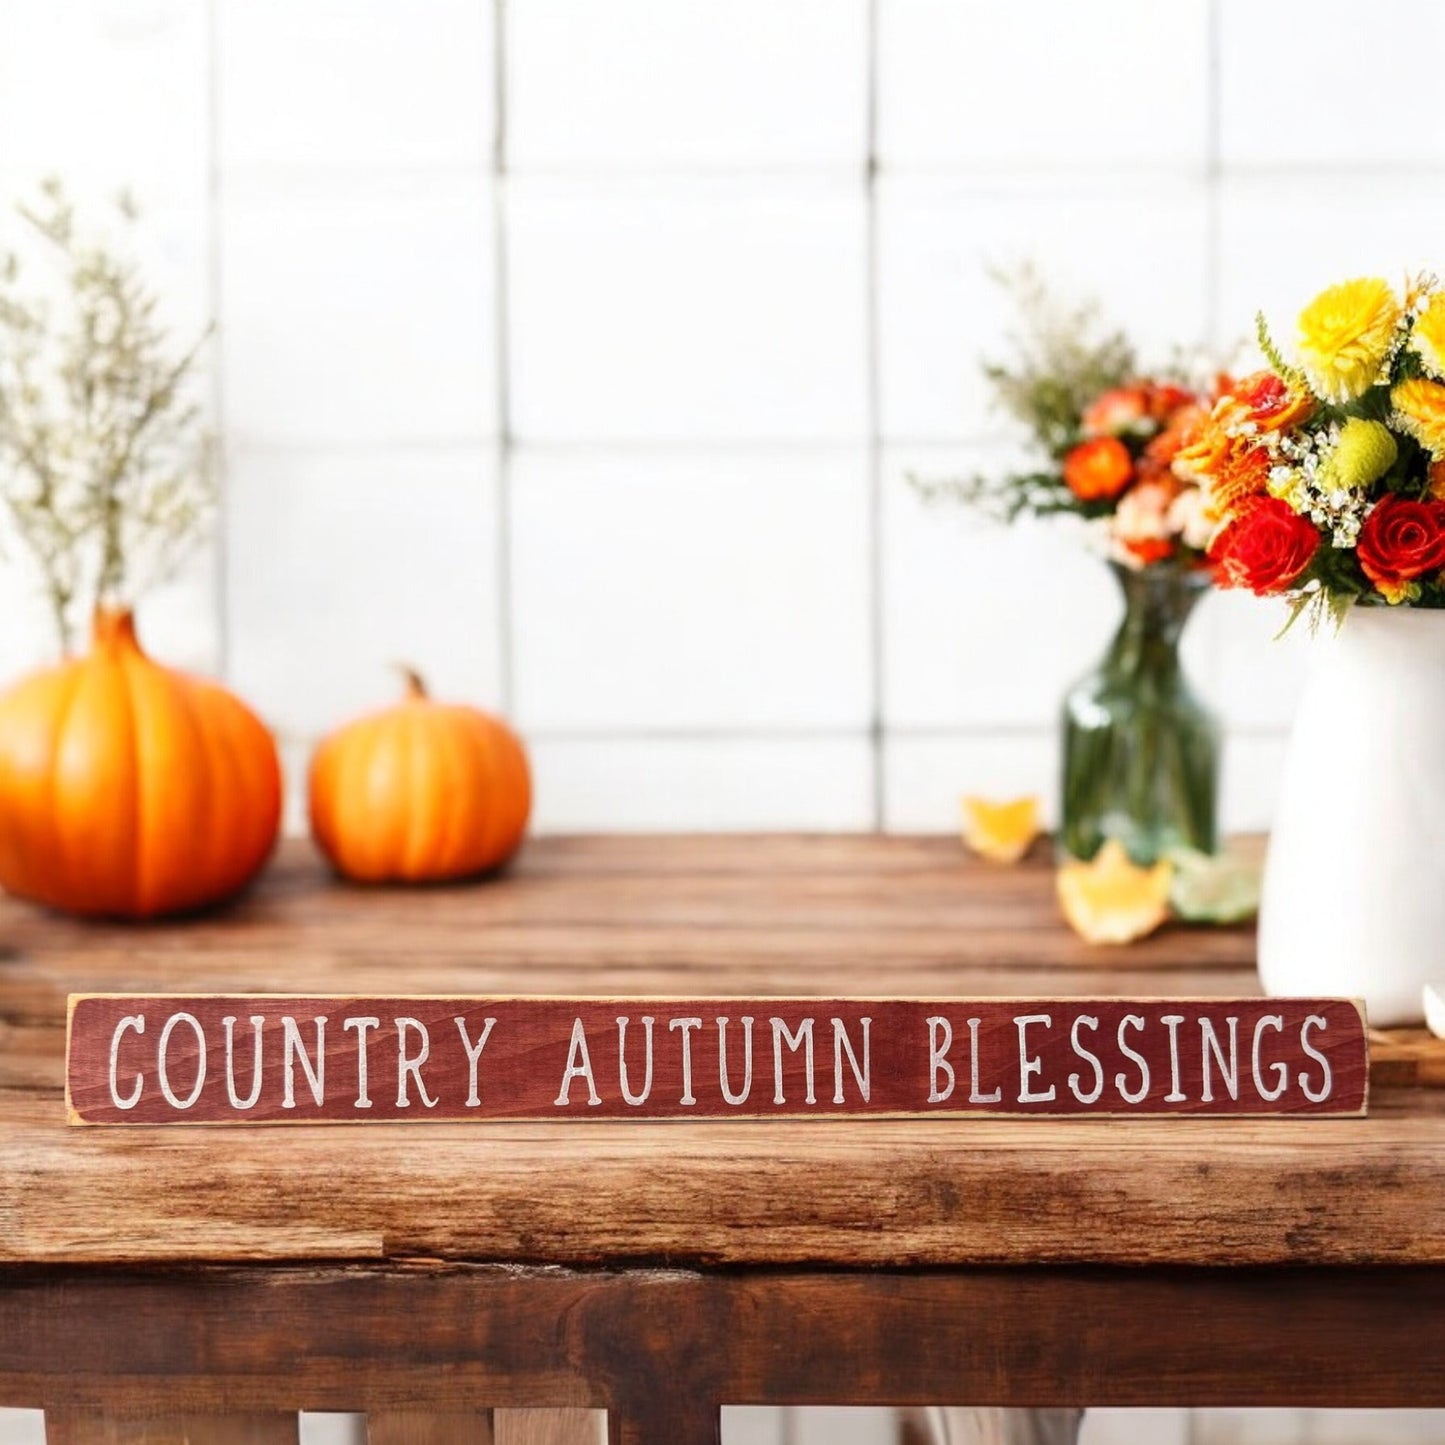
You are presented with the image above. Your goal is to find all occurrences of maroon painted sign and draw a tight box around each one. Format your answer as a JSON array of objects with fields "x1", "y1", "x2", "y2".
[{"x1": 65, "y1": 995, "x2": 1368, "y2": 1125}]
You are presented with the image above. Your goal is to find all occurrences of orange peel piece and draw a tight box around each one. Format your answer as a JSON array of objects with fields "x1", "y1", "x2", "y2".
[
  {"x1": 961, "y1": 795, "x2": 1042, "y2": 865},
  {"x1": 1057, "y1": 840, "x2": 1173, "y2": 945}
]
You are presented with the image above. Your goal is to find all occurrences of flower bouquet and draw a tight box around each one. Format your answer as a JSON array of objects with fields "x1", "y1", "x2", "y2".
[
  {"x1": 917, "y1": 278, "x2": 1222, "y2": 865},
  {"x1": 1186, "y1": 275, "x2": 1445, "y2": 1023},
  {"x1": 1187, "y1": 276, "x2": 1445, "y2": 616}
]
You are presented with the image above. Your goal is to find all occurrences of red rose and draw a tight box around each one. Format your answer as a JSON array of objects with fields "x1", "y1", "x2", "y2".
[
  {"x1": 1209, "y1": 495, "x2": 1320, "y2": 595},
  {"x1": 1356, "y1": 494, "x2": 1445, "y2": 600}
]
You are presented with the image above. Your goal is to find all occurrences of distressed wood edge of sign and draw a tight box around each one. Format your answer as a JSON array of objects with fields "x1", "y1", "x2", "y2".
[
  {"x1": 63, "y1": 992, "x2": 1372, "y2": 1125},
  {"x1": 64, "y1": 992, "x2": 81, "y2": 1129}
]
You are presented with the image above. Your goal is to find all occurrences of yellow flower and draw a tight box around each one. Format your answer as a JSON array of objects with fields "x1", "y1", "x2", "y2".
[
  {"x1": 1318, "y1": 418, "x2": 1397, "y2": 491},
  {"x1": 1393, "y1": 377, "x2": 1445, "y2": 458},
  {"x1": 1412, "y1": 292, "x2": 1445, "y2": 380},
  {"x1": 1297, "y1": 277, "x2": 1402, "y2": 401}
]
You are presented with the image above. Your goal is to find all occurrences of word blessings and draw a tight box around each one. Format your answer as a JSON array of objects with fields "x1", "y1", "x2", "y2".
[{"x1": 65, "y1": 996, "x2": 1369, "y2": 1126}]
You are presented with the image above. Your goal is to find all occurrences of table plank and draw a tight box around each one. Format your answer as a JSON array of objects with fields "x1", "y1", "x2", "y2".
[
  {"x1": 6, "y1": 1264, "x2": 1445, "y2": 1412},
  {"x1": 3, "y1": 836, "x2": 1442, "y2": 1270}
]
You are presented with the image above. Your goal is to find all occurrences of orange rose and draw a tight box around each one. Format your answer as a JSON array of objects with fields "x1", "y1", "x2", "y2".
[
  {"x1": 1063, "y1": 436, "x2": 1134, "y2": 501},
  {"x1": 1082, "y1": 387, "x2": 1151, "y2": 439}
]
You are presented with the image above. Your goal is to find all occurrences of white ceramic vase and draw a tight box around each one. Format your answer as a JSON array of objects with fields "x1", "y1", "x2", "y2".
[{"x1": 1259, "y1": 607, "x2": 1445, "y2": 1027}]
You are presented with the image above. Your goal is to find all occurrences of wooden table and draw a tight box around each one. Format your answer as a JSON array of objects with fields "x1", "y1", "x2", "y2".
[{"x1": 2, "y1": 835, "x2": 1444, "y2": 1444}]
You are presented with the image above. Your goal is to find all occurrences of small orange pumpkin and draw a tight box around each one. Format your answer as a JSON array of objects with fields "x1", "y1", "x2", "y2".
[
  {"x1": 0, "y1": 609, "x2": 282, "y2": 919},
  {"x1": 308, "y1": 670, "x2": 531, "y2": 883}
]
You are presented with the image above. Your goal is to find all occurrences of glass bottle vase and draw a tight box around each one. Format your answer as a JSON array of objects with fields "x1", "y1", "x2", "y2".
[{"x1": 1059, "y1": 561, "x2": 1220, "y2": 864}]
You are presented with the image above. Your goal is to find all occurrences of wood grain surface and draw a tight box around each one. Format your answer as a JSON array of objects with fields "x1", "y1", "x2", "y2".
[
  {"x1": 3, "y1": 836, "x2": 1444, "y2": 1269},
  {"x1": 1368, "y1": 1027, "x2": 1445, "y2": 1086},
  {"x1": 5, "y1": 1262, "x2": 1445, "y2": 1411}
]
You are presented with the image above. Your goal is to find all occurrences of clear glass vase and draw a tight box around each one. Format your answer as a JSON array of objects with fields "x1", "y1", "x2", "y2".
[{"x1": 1059, "y1": 561, "x2": 1220, "y2": 864}]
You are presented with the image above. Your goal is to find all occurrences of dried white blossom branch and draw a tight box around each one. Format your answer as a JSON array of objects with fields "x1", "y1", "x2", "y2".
[{"x1": 0, "y1": 177, "x2": 214, "y2": 654}]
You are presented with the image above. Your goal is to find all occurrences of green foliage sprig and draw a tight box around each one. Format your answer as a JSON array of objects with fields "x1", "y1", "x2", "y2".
[
  {"x1": 0, "y1": 178, "x2": 214, "y2": 653},
  {"x1": 910, "y1": 268, "x2": 1145, "y2": 521},
  {"x1": 977, "y1": 266, "x2": 1138, "y2": 461}
]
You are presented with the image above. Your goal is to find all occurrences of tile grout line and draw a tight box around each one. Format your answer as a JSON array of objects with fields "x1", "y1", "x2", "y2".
[
  {"x1": 205, "y1": 0, "x2": 230, "y2": 683},
  {"x1": 1203, "y1": 0, "x2": 1223, "y2": 358},
  {"x1": 492, "y1": 0, "x2": 516, "y2": 714},
  {"x1": 864, "y1": 0, "x2": 886, "y2": 832},
  {"x1": 1187, "y1": 9, "x2": 1226, "y2": 1444},
  {"x1": 1200, "y1": 0, "x2": 1226, "y2": 740}
]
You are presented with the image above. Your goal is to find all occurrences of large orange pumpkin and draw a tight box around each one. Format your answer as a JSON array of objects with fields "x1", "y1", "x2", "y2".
[
  {"x1": 0, "y1": 609, "x2": 282, "y2": 919},
  {"x1": 308, "y1": 671, "x2": 531, "y2": 883}
]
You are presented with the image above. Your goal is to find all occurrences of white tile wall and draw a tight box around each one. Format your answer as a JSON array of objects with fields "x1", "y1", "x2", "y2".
[
  {"x1": 511, "y1": 448, "x2": 870, "y2": 729},
  {"x1": 220, "y1": 175, "x2": 496, "y2": 447},
  {"x1": 1217, "y1": 0, "x2": 1445, "y2": 169},
  {"x1": 225, "y1": 447, "x2": 503, "y2": 739},
  {"x1": 0, "y1": 0, "x2": 208, "y2": 198},
  {"x1": 508, "y1": 0, "x2": 869, "y2": 171},
  {"x1": 877, "y1": 177, "x2": 1213, "y2": 441},
  {"x1": 529, "y1": 735, "x2": 875, "y2": 833},
  {"x1": 216, "y1": 0, "x2": 494, "y2": 172},
  {"x1": 878, "y1": 0, "x2": 1211, "y2": 171},
  {"x1": 0, "y1": 0, "x2": 1438, "y2": 859},
  {"x1": 881, "y1": 445, "x2": 1123, "y2": 728},
  {"x1": 506, "y1": 177, "x2": 867, "y2": 443}
]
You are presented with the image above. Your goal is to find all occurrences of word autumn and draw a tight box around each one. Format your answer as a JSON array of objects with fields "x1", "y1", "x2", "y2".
[{"x1": 66, "y1": 996, "x2": 1367, "y2": 1124}]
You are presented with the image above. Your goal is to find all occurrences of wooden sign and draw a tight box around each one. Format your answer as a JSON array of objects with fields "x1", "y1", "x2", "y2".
[{"x1": 65, "y1": 995, "x2": 1368, "y2": 1125}]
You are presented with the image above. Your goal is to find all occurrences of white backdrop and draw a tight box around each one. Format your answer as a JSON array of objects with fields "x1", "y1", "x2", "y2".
[{"x1": 1, "y1": 0, "x2": 1442, "y2": 844}]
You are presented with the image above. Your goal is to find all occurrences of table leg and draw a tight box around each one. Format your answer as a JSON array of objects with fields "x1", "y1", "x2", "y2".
[
  {"x1": 493, "y1": 1410, "x2": 606, "y2": 1445},
  {"x1": 898, "y1": 1408, "x2": 1084, "y2": 1445},
  {"x1": 44, "y1": 1411, "x2": 300, "y2": 1444},
  {"x1": 366, "y1": 1412, "x2": 495, "y2": 1443},
  {"x1": 605, "y1": 1400, "x2": 720, "y2": 1445}
]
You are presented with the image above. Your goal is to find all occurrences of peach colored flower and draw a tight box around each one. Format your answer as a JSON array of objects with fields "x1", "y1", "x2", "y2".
[
  {"x1": 1113, "y1": 481, "x2": 1177, "y2": 567},
  {"x1": 1082, "y1": 387, "x2": 1151, "y2": 439}
]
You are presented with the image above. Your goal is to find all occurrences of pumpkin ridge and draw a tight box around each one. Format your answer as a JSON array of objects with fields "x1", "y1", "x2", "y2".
[
  {"x1": 172, "y1": 672, "x2": 224, "y2": 912},
  {"x1": 22, "y1": 667, "x2": 86, "y2": 913},
  {"x1": 432, "y1": 704, "x2": 473, "y2": 877},
  {"x1": 115, "y1": 635, "x2": 153, "y2": 916},
  {"x1": 401, "y1": 703, "x2": 433, "y2": 882},
  {"x1": 44, "y1": 660, "x2": 95, "y2": 912},
  {"x1": 466, "y1": 716, "x2": 504, "y2": 872},
  {"x1": 336, "y1": 714, "x2": 387, "y2": 880}
]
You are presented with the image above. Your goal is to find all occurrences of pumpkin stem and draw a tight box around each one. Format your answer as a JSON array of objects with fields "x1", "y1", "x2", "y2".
[
  {"x1": 92, "y1": 607, "x2": 140, "y2": 654},
  {"x1": 394, "y1": 664, "x2": 428, "y2": 700}
]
